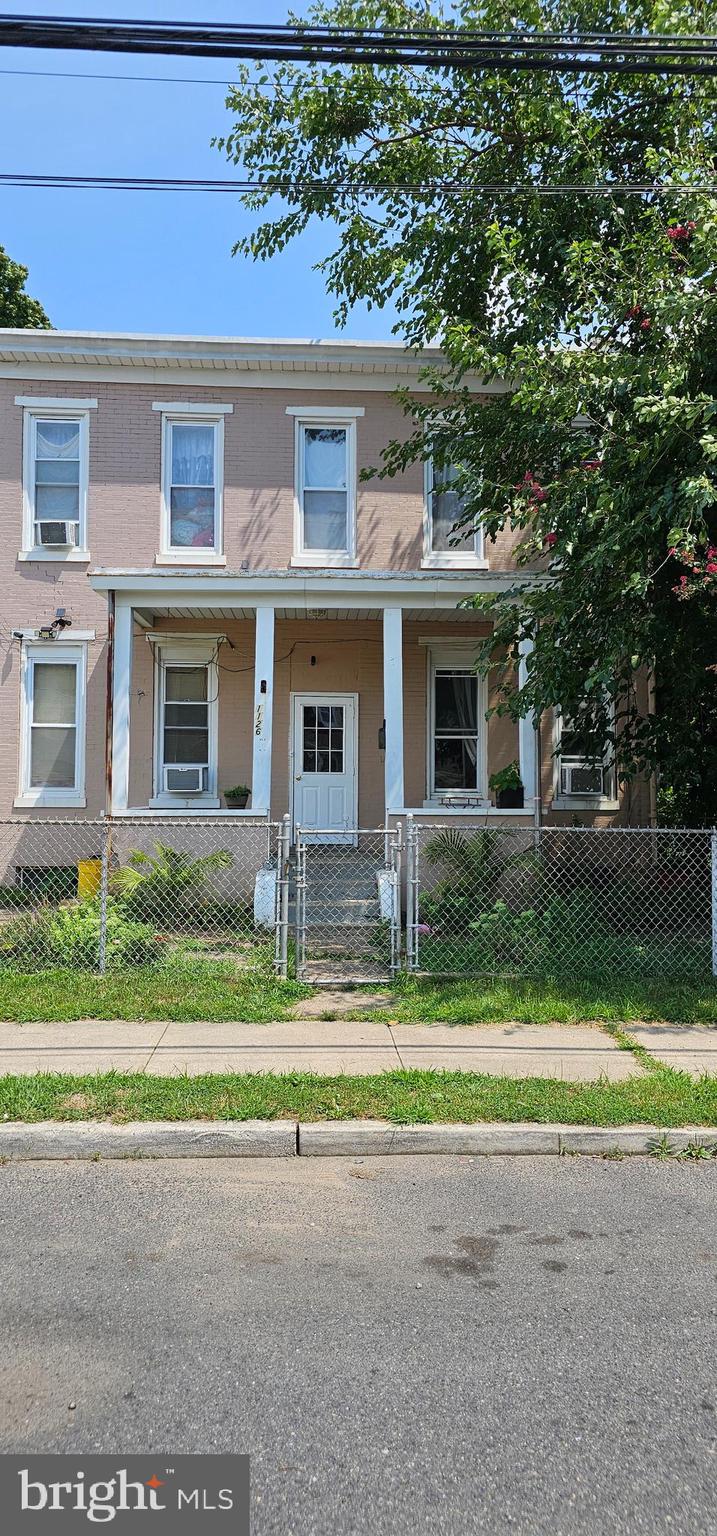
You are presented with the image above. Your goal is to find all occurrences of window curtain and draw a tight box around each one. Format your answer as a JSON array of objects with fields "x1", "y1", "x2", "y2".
[{"x1": 170, "y1": 424, "x2": 215, "y2": 548}]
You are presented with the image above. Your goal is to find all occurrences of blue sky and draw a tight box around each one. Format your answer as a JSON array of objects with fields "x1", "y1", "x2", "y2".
[{"x1": 0, "y1": 0, "x2": 398, "y2": 338}]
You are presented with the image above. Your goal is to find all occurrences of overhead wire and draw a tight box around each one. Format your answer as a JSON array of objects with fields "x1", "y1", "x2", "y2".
[
  {"x1": 1, "y1": 16, "x2": 717, "y2": 73},
  {"x1": 0, "y1": 172, "x2": 713, "y2": 196}
]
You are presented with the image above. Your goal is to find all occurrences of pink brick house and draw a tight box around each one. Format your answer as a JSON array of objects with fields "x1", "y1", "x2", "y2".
[{"x1": 0, "y1": 329, "x2": 648, "y2": 839}]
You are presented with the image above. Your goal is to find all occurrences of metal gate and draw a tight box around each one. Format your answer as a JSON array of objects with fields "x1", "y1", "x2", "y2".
[{"x1": 294, "y1": 825, "x2": 403, "y2": 984}]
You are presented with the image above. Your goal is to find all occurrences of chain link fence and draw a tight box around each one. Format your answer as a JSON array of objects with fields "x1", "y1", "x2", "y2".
[
  {"x1": 0, "y1": 816, "x2": 713, "y2": 986},
  {"x1": 0, "y1": 817, "x2": 279, "y2": 976},
  {"x1": 295, "y1": 827, "x2": 401, "y2": 983},
  {"x1": 406, "y1": 822, "x2": 715, "y2": 981}
]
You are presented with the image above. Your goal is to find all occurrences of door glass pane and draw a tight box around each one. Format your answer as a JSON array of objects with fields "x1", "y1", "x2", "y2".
[
  {"x1": 33, "y1": 663, "x2": 76, "y2": 725},
  {"x1": 431, "y1": 460, "x2": 473, "y2": 551},
  {"x1": 303, "y1": 490, "x2": 347, "y2": 551},
  {"x1": 30, "y1": 726, "x2": 76, "y2": 787},
  {"x1": 304, "y1": 427, "x2": 346, "y2": 488},
  {"x1": 434, "y1": 737, "x2": 478, "y2": 790},
  {"x1": 435, "y1": 672, "x2": 477, "y2": 733},
  {"x1": 165, "y1": 667, "x2": 208, "y2": 702}
]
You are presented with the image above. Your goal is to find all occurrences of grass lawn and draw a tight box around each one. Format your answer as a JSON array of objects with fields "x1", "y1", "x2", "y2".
[
  {"x1": 0, "y1": 1065, "x2": 716, "y2": 1127},
  {"x1": 0, "y1": 965, "x2": 715, "y2": 1026},
  {"x1": 323, "y1": 975, "x2": 717, "y2": 1025},
  {"x1": 0, "y1": 962, "x2": 309, "y2": 1023}
]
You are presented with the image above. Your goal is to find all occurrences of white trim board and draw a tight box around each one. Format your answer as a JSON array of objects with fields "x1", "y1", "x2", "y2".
[
  {"x1": 152, "y1": 401, "x2": 234, "y2": 414},
  {"x1": 14, "y1": 396, "x2": 98, "y2": 409},
  {"x1": 285, "y1": 405, "x2": 365, "y2": 418}
]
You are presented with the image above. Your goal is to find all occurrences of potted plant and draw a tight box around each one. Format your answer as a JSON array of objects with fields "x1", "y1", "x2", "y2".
[
  {"x1": 489, "y1": 761, "x2": 524, "y2": 810},
  {"x1": 224, "y1": 783, "x2": 250, "y2": 810}
]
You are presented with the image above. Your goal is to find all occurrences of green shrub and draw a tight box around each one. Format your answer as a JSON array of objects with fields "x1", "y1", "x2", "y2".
[
  {"x1": 112, "y1": 842, "x2": 233, "y2": 923},
  {"x1": 0, "y1": 897, "x2": 160, "y2": 971}
]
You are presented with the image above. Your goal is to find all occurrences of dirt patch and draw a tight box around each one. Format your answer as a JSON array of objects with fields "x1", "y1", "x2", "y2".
[{"x1": 294, "y1": 989, "x2": 393, "y2": 1019}]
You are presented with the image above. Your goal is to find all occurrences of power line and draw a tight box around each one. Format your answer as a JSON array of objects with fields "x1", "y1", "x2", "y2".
[
  {"x1": 0, "y1": 171, "x2": 713, "y2": 196},
  {"x1": 0, "y1": 64, "x2": 236, "y2": 85},
  {"x1": 1, "y1": 16, "x2": 717, "y2": 74}
]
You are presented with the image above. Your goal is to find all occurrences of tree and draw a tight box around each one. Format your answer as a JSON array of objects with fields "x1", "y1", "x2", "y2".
[
  {"x1": 0, "y1": 244, "x2": 50, "y2": 328},
  {"x1": 217, "y1": 0, "x2": 717, "y2": 823}
]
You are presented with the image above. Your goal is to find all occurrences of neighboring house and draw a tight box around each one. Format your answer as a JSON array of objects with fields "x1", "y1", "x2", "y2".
[{"x1": 0, "y1": 329, "x2": 649, "y2": 838}]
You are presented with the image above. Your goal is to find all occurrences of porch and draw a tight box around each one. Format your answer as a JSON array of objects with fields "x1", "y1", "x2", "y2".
[{"x1": 90, "y1": 568, "x2": 539, "y2": 830}]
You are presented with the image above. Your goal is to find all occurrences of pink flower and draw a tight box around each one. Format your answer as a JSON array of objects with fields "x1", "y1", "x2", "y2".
[
  {"x1": 640, "y1": 318, "x2": 652, "y2": 331},
  {"x1": 707, "y1": 562, "x2": 717, "y2": 574},
  {"x1": 544, "y1": 532, "x2": 557, "y2": 548}
]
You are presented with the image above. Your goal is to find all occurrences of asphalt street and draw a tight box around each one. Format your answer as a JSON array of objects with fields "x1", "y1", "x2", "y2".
[{"x1": 0, "y1": 1153, "x2": 715, "y2": 1535}]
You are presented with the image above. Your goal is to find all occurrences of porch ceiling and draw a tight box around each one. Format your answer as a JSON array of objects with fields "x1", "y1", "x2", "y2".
[{"x1": 144, "y1": 604, "x2": 485, "y2": 622}]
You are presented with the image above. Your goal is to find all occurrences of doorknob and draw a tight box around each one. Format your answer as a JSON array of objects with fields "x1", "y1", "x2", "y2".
[{"x1": 295, "y1": 774, "x2": 302, "y2": 781}]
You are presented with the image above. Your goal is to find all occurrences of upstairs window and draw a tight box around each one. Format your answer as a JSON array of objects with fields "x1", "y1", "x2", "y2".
[
  {"x1": 160, "y1": 415, "x2": 224, "y2": 561},
  {"x1": 293, "y1": 418, "x2": 356, "y2": 565},
  {"x1": 22, "y1": 408, "x2": 90, "y2": 557},
  {"x1": 424, "y1": 454, "x2": 484, "y2": 568}
]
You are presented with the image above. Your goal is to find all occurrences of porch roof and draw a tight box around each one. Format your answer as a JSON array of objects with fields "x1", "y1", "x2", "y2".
[{"x1": 89, "y1": 566, "x2": 549, "y2": 615}]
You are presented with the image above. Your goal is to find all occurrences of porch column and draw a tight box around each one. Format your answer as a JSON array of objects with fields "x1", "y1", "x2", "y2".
[
  {"x1": 383, "y1": 606, "x2": 404, "y2": 814},
  {"x1": 251, "y1": 604, "x2": 275, "y2": 813},
  {"x1": 110, "y1": 594, "x2": 133, "y2": 814},
  {"x1": 518, "y1": 634, "x2": 537, "y2": 806}
]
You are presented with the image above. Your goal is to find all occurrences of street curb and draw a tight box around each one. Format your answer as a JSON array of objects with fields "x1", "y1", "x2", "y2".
[
  {"x1": 0, "y1": 1120, "x2": 714, "y2": 1160},
  {"x1": 298, "y1": 1120, "x2": 558, "y2": 1156},
  {"x1": 0, "y1": 1120, "x2": 298, "y2": 1160}
]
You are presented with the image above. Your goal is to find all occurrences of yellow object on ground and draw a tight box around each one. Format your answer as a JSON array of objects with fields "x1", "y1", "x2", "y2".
[{"x1": 77, "y1": 858, "x2": 102, "y2": 899}]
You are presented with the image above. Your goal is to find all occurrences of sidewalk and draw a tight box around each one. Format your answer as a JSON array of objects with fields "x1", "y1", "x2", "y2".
[{"x1": 0, "y1": 1019, "x2": 644, "y2": 1080}]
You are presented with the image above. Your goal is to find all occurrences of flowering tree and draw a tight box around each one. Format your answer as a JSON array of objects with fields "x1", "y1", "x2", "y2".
[{"x1": 218, "y1": 0, "x2": 717, "y2": 822}]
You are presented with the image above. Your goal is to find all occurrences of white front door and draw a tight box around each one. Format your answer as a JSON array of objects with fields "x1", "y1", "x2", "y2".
[{"x1": 292, "y1": 694, "x2": 357, "y2": 843}]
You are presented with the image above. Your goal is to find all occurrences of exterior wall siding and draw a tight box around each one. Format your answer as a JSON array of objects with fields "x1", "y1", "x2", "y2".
[{"x1": 0, "y1": 365, "x2": 650, "y2": 826}]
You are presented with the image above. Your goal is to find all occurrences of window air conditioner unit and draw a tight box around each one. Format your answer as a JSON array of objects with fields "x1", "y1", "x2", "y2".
[
  {"x1": 164, "y1": 765, "x2": 205, "y2": 794},
  {"x1": 560, "y1": 761, "x2": 604, "y2": 797},
  {"x1": 37, "y1": 520, "x2": 78, "y2": 549}
]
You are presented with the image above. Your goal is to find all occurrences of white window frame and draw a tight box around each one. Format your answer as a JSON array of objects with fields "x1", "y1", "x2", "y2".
[
  {"x1": 425, "y1": 643, "x2": 489, "y2": 806},
  {"x1": 150, "y1": 637, "x2": 220, "y2": 808},
  {"x1": 16, "y1": 641, "x2": 87, "y2": 808},
  {"x1": 291, "y1": 413, "x2": 358, "y2": 568},
  {"x1": 20, "y1": 404, "x2": 92, "y2": 563},
  {"x1": 158, "y1": 412, "x2": 226, "y2": 566},
  {"x1": 553, "y1": 706, "x2": 618, "y2": 811},
  {"x1": 422, "y1": 453, "x2": 487, "y2": 570}
]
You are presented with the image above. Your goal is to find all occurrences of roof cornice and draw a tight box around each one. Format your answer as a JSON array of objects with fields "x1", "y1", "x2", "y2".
[{"x1": 0, "y1": 330, "x2": 506, "y2": 393}]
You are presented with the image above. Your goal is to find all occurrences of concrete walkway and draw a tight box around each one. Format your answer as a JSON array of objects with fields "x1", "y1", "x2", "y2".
[
  {"x1": 626, "y1": 1023, "x2": 717, "y2": 1078},
  {"x1": 0, "y1": 1020, "x2": 642, "y2": 1080}
]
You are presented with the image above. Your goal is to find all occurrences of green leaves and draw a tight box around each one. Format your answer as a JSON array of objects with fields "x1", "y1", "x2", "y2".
[
  {"x1": 218, "y1": 0, "x2": 717, "y2": 822},
  {"x1": 0, "y1": 243, "x2": 50, "y2": 329}
]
